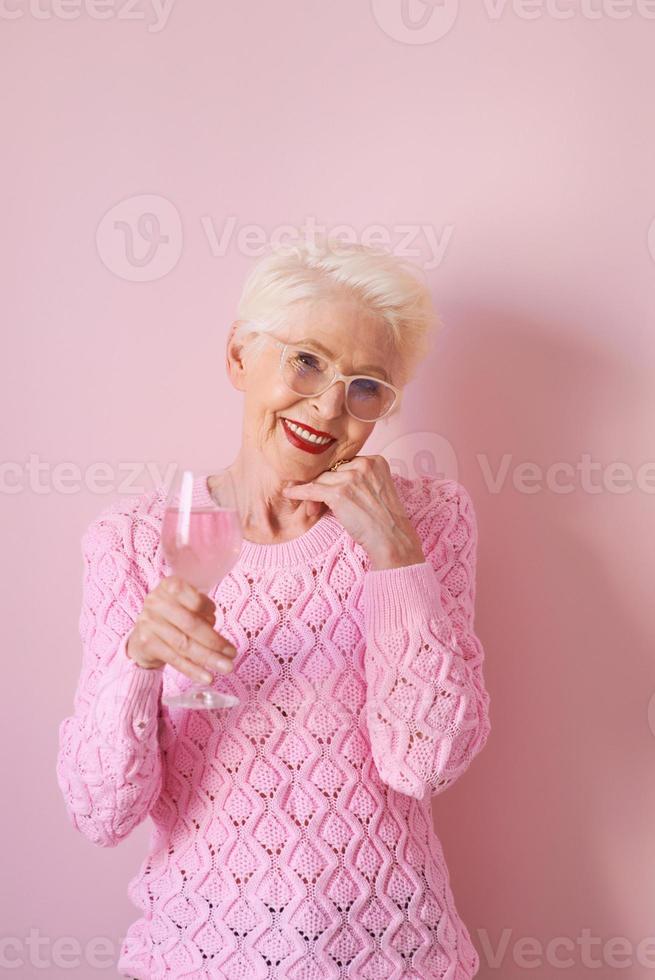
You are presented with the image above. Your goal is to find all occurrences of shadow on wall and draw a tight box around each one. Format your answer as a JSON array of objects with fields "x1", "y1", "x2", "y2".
[{"x1": 401, "y1": 307, "x2": 652, "y2": 978}]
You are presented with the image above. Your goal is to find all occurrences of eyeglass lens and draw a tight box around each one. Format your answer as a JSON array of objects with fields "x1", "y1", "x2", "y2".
[{"x1": 282, "y1": 348, "x2": 395, "y2": 421}]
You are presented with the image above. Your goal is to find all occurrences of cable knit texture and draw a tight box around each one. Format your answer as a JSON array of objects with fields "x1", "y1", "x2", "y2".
[{"x1": 56, "y1": 473, "x2": 491, "y2": 980}]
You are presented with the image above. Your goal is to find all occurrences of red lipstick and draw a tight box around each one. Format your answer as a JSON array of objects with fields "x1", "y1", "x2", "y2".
[{"x1": 280, "y1": 418, "x2": 337, "y2": 455}]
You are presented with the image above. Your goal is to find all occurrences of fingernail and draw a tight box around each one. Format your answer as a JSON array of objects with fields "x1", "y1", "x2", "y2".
[
  {"x1": 199, "y1": 670, "x2": 213, "y2": 683},
  {"x1": 224, "y1": 645, "x2": 237, "y2": 657}
]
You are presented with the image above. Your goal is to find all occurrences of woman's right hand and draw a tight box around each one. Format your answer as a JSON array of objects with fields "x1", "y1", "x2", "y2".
[{"x1": 125, "y1": 576, "x2": 237, "y2": 684}]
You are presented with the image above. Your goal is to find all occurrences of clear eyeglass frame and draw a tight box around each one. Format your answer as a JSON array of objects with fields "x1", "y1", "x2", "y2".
[{"x1": 249, "y1": 329, "x2": 402, "y2": 422}]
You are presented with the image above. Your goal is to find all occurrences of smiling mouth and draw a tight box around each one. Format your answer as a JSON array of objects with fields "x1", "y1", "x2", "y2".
[
  {"x1": 282, "y1": 417, "x2": 335, "y2": 439},
  {"x1": 280, "y1": 417, "x2": 337, "y2": 453}
]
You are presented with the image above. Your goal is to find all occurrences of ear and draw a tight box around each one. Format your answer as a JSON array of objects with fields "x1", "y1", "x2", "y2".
[{"x1": 225, "y1": 320, "x2": 249, "y2": 392}]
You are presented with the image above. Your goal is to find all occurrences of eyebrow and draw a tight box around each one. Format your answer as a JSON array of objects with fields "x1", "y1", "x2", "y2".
[{"x1": 294, "y1": 337, "x2": 390, "y2": 382}]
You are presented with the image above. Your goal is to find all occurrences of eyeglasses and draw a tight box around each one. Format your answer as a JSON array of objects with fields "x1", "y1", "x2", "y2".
[{"x1": 252, "y1": 330, "x2": 401, "y2": 422}]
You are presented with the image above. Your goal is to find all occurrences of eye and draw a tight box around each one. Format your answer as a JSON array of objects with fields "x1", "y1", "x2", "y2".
[
  {"x1": 291, "y1": 351, "x2": 322, "y2": 372},
  {"x1": 351, "y1": 378, "x2": 382, "y2": 398}
]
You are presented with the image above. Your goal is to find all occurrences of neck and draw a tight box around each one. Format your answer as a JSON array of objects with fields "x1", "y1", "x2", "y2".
[{"x1": 220, "y1": 443, "x2": 327, "y2": 543}]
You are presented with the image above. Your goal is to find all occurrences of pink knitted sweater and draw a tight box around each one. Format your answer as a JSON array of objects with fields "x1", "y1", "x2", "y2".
[{"x1": 56, "y1": 472, "x2": 491, "y2": 980}]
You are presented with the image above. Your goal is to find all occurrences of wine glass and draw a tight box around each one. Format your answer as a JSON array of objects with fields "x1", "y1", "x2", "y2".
[{"x1": 160, "y1": 467, "x2": 242, "y2": 710}]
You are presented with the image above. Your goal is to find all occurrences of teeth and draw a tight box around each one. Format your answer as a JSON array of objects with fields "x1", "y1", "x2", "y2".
[{"x1": 284, "y1": 419, "x2": 333, "y2": 445}]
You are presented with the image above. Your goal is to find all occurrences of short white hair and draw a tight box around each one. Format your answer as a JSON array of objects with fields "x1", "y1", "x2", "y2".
[{"x1": 232, "y1": 234, "x2": 441, "y2": 398}]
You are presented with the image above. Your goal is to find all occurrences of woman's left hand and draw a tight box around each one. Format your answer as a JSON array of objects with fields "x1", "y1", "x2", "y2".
[{"x1": 282, "y1": 455, "x2": 425, "y2": 570}]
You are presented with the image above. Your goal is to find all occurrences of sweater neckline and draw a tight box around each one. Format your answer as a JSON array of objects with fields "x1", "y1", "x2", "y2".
[{"x1": 191, "y1": 473, "x2": 343, "y2": 569}]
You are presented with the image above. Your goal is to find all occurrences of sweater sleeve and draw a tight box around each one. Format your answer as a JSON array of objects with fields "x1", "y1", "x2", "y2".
[
  {"x1": 362, "y1": 478, "x2": 491, "y2": 800},
  {"x1": 56, "y1": 491, "x2": 167, "y2": 847}
]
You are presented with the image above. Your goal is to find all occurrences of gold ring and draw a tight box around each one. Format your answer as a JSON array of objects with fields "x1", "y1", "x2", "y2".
[{"x1": 330, "y1": 458, "x2": 347, "y2": 472}]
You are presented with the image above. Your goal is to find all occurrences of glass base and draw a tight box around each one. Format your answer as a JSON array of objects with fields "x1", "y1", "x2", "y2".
[{"x1": 162, "y1": 684, "x2": 240, "y2": 710}]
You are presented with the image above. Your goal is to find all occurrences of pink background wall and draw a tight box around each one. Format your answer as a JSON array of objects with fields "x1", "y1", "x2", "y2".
[{"x1": 2, "y1": 2, "x2": 654, "y2": 977}]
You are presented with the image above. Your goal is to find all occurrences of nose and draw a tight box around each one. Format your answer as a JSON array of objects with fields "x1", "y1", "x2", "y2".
[{"x1": 308, "y1": 378, "x2": 348, "y2": 421}]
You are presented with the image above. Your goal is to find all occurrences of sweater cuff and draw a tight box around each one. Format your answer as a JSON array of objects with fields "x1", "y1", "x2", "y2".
[
  {"x1": 362, "y1": 560, "x2": 447, "y2": 634},
  {"x1": 98, "y1": 634, "x2": 165, "y2": 726}
]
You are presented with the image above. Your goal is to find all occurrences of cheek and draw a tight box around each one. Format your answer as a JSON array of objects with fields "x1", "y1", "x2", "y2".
[
  {"x1": 352, "y1": 416, "x2": 374, "y2": 438},
  {"x1": 344, "y1": 421, "x2": 374, "y2": 451},
  {"x1": 246, "y1": 376, "x2": 298, "y2": 415}
]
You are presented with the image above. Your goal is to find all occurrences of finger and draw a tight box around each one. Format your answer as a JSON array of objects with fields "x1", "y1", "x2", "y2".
[
  {"x1": 195, "y1": 602, "x2": 217, "y2": 625},
  {"x1": 136, "y1": 623, "x2": 214, "y2": 684},
  {"x1": 149, "y1": 593, "x2": 234, "y2": 656},
  {"x1": 159, "y1": 575, "x2": 217, "y2": 622},
  {"x1": 147, "y1": 614, "x2": 236, "y2": 676},
  {"x1": 146, "y1": 592, "x2": 215, "y2": 631},
  {"x1": 282, "y1": 482, "x2": 331, "y2": 501}
]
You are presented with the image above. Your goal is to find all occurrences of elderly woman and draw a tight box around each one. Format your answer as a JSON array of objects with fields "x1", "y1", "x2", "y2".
[{"x1": 57, "y1": 238, "x2": 491, "y2": 980}]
